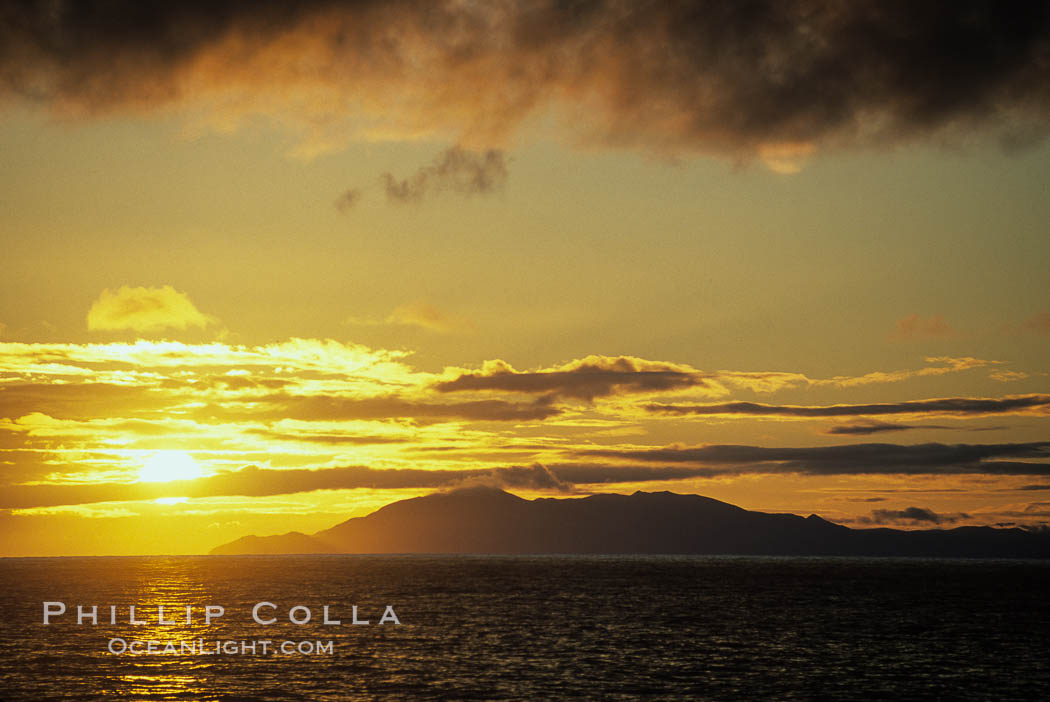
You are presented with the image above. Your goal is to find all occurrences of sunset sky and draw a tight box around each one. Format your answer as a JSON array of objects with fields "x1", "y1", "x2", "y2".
[{"x1": 1, "y1": 0, "x2": 1049, "y2": 556}]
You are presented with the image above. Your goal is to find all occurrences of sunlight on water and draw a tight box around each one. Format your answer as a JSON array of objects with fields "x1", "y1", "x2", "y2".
[{"x1": 1, "y1": 556, "x2": 1049, "y2": 699}]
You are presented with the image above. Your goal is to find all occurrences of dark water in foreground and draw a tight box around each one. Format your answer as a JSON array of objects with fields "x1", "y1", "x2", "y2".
[{"x1": 1, "y1": 556, "x2": 1048, "y2": 700}]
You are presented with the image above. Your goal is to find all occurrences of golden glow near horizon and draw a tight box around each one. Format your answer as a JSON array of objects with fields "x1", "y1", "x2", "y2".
[{"x1": 1, "y1": 3, "x2": 1050, "y2": 556}]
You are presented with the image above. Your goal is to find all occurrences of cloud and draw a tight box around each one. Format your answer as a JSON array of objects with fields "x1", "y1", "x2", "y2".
[
  {"x1": 3, "y1": 336, "x2": 1047, "y2": 518},
  {"x1": 815, "y1": 357, "x2": 995, "y2": 388},
  {"x1": 454, "y1": 463, "x2": 572, "y2": 493},
  {"x1": 826, "y1": 420, "x2": 940, "y2": 435},
  {"x1": 574, "y1": 441, "x2": 1050, "y2": 476},
  {"x1": 0, "y1": 463, "x2": 580, "y2": 509},
  {"x1": 990, "y1": 370, "x2": 1030, "y2": 382},
  {"x1": 436, "y1": 356, "x2": 712, "y2": 401},
  {"x1": 864, "y1": 506, "x2": 969, "y2": 525},
  {"x1": 758, "y1": 142, "x2": 816, "y2": 174},
  {"x1": 647, "y1": 394, "x2": 1050, "y2": 419},
  {"x1": 386, "y1": 302, "x2": 461, "y2": 333},
  {"x1": 346, "y1": 302, "x2": 466, "y2": 333},
  {"x1": 3, "y1": 2, "x2": 1050, "y2": 160},
  {"x1": 713, "y1": 371, "x2": 810, "y2": 393},
  {"x1": 245, "y1": 428, "x2": 409, "y2": 446},
  {"x1": 249, "y1": 394, "x2": 562, "y2": 423},
  {"x1": 381, "y1": 147, "x2": 507, "y2": 202},
  {"x1": 9, "y1": 445, "x2": 1050, "y2": 509},
  {"x1": 87, "y1": 286, "x2": 216, "y2": 333},
  {"x1": 439, "y1": 355, "x2": 995, "y2": 402},
  {"x1": 825, "y1": 420, "x2": 1008, "y2": 436},
  {"x1": 334, "y1": 188, "x2": 362, "y2": 213},
  {"x1": 0, "y1": 383, "x2": 176, "y2": 421},
  {"x1": 891, "y1": 314, "x2": 953, "y2": 340}
]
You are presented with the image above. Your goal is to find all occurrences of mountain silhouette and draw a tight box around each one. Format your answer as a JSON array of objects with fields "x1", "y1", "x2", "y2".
[{"x1": 209, "y1": 487, "x2": 1050, "y2": 558}]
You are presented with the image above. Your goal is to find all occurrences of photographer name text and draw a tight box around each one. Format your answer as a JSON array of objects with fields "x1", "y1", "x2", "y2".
[{"x1": 42, "y1": 601, "x2": 401, "y2": 656}]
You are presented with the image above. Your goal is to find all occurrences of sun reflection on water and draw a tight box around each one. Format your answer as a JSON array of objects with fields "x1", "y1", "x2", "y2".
[{"x1": 103, "y1": 558, "x2": 218, "y2": 697}]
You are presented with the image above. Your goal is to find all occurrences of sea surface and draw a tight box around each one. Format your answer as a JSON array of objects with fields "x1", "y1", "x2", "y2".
[{"x1": 1, "y1": 555, "x2": 1048, "y2": 700}]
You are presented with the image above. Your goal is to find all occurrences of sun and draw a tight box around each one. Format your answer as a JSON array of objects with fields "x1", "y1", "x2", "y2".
[{"x1": 139, "y1": 451, "x2": 204, "y2": 483}]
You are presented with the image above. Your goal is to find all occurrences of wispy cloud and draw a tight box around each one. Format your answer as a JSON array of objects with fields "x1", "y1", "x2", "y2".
[
  {"x1": 814, "y1": 357, "x2": 996, "y2": 389},
  {"x1": 990, "y1": 370, "x2": 1031, "y2": 382},
  {"x1": 333, "y1": 188, "x2": 362, "y2": 213},
  {"x1": 825, "y1": 420, "x2": 1008, "y2": 436},
  {"x1": 0, "y1": 463, "x2": 579, "y2": 509},
  {"x1": 386, "y1": 302, "x2": 464, "y2": 333},
  {"x1": 647, "y1": 395, "x2": 1050, "y2": 420},
  {"x1": 243, "y1": 394, "x2": 561, "y2": 423},
  {"x1": 574, "y1": 441, "x2": 1050, "y2": 476},
  {"x1": 336, "y1": 147, "x2": 508, "y2": 211},
  {"x1": 346, "y1": 302, "x2": 467, "y2": 333},
  {"x1": 381, "y1": 147, "x2": 507, "y2": 203}
]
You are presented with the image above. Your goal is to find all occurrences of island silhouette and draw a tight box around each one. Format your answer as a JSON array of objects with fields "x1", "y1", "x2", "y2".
[{"x1": 210, "y1": 486, "x2": 1050, "y2": 558}]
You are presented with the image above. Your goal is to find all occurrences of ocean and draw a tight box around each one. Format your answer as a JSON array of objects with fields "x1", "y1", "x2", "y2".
[{"x1": 1, "y1": 555, "x2": 1048, "y2": 700}]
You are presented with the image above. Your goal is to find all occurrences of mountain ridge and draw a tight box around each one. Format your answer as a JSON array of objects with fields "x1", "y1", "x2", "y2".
[{"x1": 209, "y1": 487, "x2": 1050, "y2": 558}]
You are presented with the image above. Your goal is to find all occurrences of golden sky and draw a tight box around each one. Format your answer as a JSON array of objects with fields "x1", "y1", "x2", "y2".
[{"x1": 1, "y1": 1, "x2": 1049, "y2": 555}]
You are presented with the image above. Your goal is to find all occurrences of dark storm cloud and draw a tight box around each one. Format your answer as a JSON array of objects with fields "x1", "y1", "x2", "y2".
[
  {"x1": 436, "y1": 357, "x2": 707, "y2": 401},
  {"x1": 647, "y1": 395, "x2": 1050, "y2": 418},
  {"x1": 3, "y1": 1, "x2": 1050, "y2": 156},
  {"x1": 381, "y1": 147, "x2": 507, "y2": 203},
  {"x1": 576, "y1": 441, "x2": 1050, "y2": 476}
]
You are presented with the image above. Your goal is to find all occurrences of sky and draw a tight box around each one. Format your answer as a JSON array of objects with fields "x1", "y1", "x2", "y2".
[{"x1": 1, "y1": 0, "x2": 1049, "y2": 556}]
